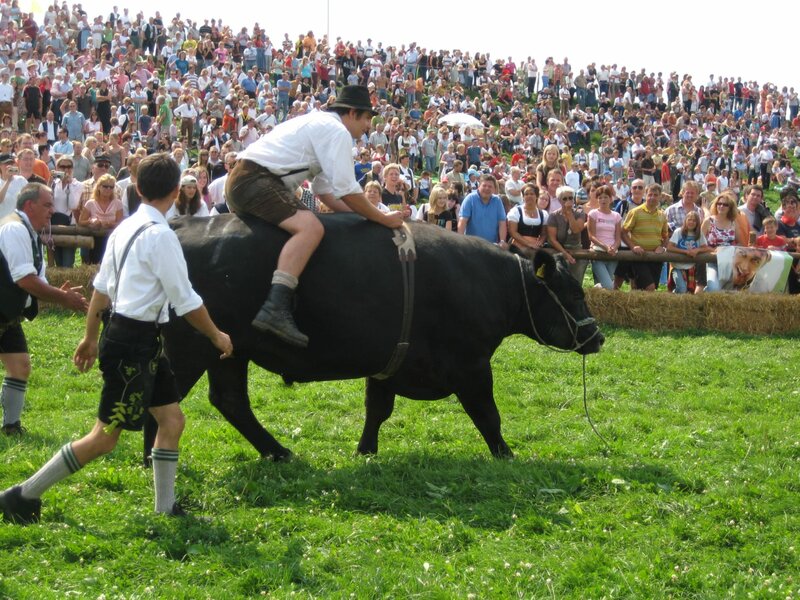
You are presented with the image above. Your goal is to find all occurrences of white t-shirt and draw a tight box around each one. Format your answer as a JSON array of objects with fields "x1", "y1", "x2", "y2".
[
  {"x1": 504, "y1": 179, "x2": 524, "y2": 205},
  {"x1": 165, "y1": 200, "x2": 210, "y2": 219}
]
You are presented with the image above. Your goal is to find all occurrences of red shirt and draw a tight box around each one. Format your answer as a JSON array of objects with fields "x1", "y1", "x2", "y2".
[{"x1": 755, "y1": 234, "x2": 787, "y2": 250}]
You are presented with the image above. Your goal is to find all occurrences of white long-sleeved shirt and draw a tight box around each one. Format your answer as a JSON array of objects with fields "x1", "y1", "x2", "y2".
[
  {"x1": 237, "y1": 110, "x2": 362, "y2": 198},
  {"x1": 93, "y1": 203, "x2": 202, "y2": 323}
]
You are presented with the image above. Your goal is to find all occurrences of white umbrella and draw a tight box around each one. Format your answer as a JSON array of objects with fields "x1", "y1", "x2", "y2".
[{"x1": 438, "y1": 113, "x2": 485, "y2": 128}]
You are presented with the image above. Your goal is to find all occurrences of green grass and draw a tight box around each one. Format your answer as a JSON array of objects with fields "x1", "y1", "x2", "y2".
[{"x1": 1, "y1": 313, "x2": 799, "y2": 598}]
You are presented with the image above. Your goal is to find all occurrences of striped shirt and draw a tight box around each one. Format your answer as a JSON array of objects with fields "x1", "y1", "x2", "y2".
[{"x1": 623, "y1": 203, "x2": 668, "y2": 250}]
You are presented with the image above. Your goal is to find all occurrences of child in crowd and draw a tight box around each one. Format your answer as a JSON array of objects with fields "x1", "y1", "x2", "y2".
[
  {"x1": 466, "y1": 168, "x2": 480, "y2": 192},
  {"x1": 755, "y1": 216, "x2": 789, "y2": 250},
  {"x1": 667, "y1": 211, "x2": 711, "y2": 294},
  {"x1": 417, "y1": 171, "x2": 432, "y2": 200}
]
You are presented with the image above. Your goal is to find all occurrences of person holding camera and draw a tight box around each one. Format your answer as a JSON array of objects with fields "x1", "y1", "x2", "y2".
[
  {"x1": 51, "y1": 156, "x2": 85, "y2": 267},
  {"x1": 0, "y1": 154, "x2": 28, "y2": 220}
]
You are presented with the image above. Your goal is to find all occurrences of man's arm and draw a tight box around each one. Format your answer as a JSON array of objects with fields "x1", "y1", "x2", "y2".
[
  {"x1": 457, "y1": 216, "x2": 468, "y2": 234},
  {"x1": 339, "y1": 192, "x2": 404, "y2": 228},
  {"x1": 16, "y1": 275, "x2": 88, "y2": 312},
  {"x1": 73, "y1": 289, "x2": 110, "y2": 372},
  {"x1": 182, "y1": 304, "x2": 233, "y2": 359},
  {"x1": 317, "y1": 192, "x2": 349, "y2": 213},
  {"x1": 620, "y1": 227, "x2": 636, "y2": 251},
  {"x1": 498, "y1": 220, "x2": 508, "y2": 246}
]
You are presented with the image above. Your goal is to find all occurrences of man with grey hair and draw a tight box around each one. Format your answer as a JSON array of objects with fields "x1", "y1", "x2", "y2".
[{"x1": 0, "y1": 183, "x2": 88, "y2": 436}]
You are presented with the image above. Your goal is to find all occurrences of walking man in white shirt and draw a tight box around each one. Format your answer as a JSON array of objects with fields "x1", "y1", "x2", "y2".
[
  {"x1": 226, "y1": 85, "x2": 404, "y2": 347},
  {"x1": 0, "y1": 155, "x2": 233, "y2": 524},
  {"x1": 0, "y1": 183, "x2": 88, "y2": 437}
]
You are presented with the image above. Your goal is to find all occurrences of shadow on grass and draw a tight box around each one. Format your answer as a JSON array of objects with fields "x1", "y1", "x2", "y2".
[{"x1": 215, "y1": 452, "x2": 700, "y2": 530}]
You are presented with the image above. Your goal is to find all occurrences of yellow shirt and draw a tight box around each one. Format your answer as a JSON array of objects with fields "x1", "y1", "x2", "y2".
[{"x1": 623, "y1": 203, "x2": 668, "y2": 250}]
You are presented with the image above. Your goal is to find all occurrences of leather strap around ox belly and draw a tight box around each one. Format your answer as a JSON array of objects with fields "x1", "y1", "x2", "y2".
[{"x1": 373, "y1": 223, "x2": 416, "y2": 380}]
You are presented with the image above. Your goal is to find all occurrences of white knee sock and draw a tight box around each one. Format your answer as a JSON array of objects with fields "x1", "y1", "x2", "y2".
[
  {"x1": 20, "y1": 443, "x2": 82, "y2": 499},
  {"x1": 151, "y1": 448, "x2": 179, "y2": 513},
  {"x1": 1, "y1": 377, "x2": 27, "y2": 425}
]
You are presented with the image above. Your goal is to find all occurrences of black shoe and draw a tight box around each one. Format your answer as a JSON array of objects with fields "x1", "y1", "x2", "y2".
[
  {"x1": 252, "y1": 283, "x2": 309, "y2": 348},
  {"x1": 1, "y1": 421, "x2": 26, "y2": 436},
  {"x1": 0, "y1": 486, "x2": 41, "y2": 525}
]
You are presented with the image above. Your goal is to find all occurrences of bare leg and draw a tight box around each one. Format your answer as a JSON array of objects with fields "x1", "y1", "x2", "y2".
[
  {"x1": 275, "y1": 210, "x2": 324, "y2": 277},
  {"x1": 252, "y1": 210, "x2": 324, "y2": 346},
  {"x1": 71, "y1": 420, "x2": 124, "y2": 466}
]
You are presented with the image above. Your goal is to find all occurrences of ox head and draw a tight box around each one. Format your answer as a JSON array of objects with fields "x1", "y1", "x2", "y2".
[{"x1": 526, "y1": 252, "x2": 604, "y2": 355}]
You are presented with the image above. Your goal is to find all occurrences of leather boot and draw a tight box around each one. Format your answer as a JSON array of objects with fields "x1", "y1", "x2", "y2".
[{"x1": 251, "y1": 283, "x2": 309, "y2": 348}]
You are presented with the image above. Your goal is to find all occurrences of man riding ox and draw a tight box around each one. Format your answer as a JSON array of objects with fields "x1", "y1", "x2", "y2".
[{"x1": 226, "y1": 85, "x2": 404, "y2": 347}]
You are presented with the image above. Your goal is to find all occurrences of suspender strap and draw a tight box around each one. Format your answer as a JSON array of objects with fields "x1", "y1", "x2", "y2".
[
  {"x1": 110, "y1": 221, "x2": 156, "y2": 317},
  {"x1": 14, "y1": 210, "x2": 42, "y2": 275}
]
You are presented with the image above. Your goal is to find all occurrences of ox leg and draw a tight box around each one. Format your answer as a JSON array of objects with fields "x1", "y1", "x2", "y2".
[
  {"x1": 207, "y1": 357, "x2": 292, "y2": 461},
  {"x1": 456, "y1": 367, "x2": 513, "y2": 458},
  {"x1": 143, "y1": 414, "x2": 157, "y2": 468},
  {"x1": 357, "y1": 377, "x2": 396, "y2": 455}
]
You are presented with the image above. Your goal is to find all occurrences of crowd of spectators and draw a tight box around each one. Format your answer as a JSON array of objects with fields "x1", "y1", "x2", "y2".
[{"x1": 0, "y1": 1, "x2": 798, "y2": 291}]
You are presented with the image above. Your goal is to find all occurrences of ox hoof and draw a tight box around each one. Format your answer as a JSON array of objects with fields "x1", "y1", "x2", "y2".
[
  {"x1": 491, "y1": 445, "x2": 514, "y2": 459},
  {"x1": 265, "y1": 448, "x2": 293, "y2": 462}
]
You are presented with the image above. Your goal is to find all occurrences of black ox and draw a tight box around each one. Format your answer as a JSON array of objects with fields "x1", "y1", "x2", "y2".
[{"x1": 155, "y1": 213, "x2": 603, "y2": 459}]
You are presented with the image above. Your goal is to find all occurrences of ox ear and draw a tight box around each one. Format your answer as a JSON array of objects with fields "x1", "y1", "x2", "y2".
[{"x1": 533, "y1": 251, "x2": 556, "y2": 280}]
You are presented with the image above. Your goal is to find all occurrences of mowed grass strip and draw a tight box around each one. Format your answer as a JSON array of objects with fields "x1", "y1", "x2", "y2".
[{"x1": 1, "y1": 312, "x2": 798, "y2": 598}]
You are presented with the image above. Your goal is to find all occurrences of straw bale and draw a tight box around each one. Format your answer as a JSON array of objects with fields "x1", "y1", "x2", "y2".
[
  {"x1": 586, "y1": 288, "x2": 800, "y2": 335},
  {"x1": 43, "y1": 265, "x2": 99, "y2": 296}
]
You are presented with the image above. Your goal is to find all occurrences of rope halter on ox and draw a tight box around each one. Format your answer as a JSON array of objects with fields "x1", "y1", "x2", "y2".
[{"x1": 515, "y1": 254, "x2": 609, "y2": 448}]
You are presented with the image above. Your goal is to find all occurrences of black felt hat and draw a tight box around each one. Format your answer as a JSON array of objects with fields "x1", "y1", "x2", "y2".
[{"x1": 328, "y1": 85, "x2": 377, "y2": 114}]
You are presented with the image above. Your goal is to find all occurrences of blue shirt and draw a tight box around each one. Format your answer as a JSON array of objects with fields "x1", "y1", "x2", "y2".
[
  {"x1": 466, "y1": 146, "x2": 482, "y2": 168},
  {"x1": 61, "y1": 111, "x2": 85, "y2": 141},
  {"x1": 241, "y1": 77, "x2": 257, "y2": 94},
  {"x1": 461, "y1": 192, "x2": 506, "y2": 243},
  {"x1": 277, "y1": 79, "x2": 291, "y2": 99},
  {"x1": 52, "y1": 139, "x2": 74, "y2": 156}
]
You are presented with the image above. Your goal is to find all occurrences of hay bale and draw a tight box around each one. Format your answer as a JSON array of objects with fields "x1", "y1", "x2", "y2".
[
  {"x1": 586, "y1": 288, "x2": 800, "y2": 335},
  {"x1": 587, "y1": 289, "x2": 706, "y2": 331},
  {"x1": 42, "y1": 265, "x2": 99, "y2": 303},
  {"x1": 701, "y1": 292, "x2": 800, "y2": 335}
]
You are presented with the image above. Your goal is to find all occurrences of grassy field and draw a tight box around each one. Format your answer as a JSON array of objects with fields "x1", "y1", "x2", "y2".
[{"x1": 1, "y1": 312, "x2": 798, "y2": 599}]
